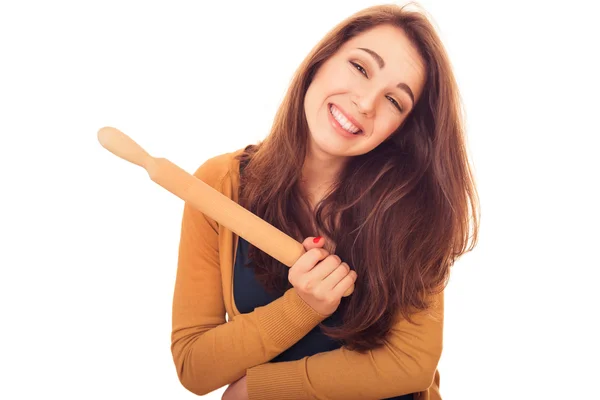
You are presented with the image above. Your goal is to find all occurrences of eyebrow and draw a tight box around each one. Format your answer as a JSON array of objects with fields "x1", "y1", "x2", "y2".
[{"x1": 357, "y1": 47, "x2": 415, "y2": 106}]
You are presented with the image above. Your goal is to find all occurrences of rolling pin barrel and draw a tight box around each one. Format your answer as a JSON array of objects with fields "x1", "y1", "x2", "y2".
[{"x1": 97, "y1": 126, "x2": 354, "y2": 297}]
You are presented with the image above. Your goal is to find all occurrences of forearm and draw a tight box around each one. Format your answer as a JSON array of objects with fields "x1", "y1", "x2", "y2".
[
  {"x1": 245, "y1": 346, "x2": 438, "y2": 400},
  {"x1": 172, "y1": 287, "x2": 328, "y2": 396},
  {"x1": 245, "y1": 292, "x2": 444, "y2": 400}
]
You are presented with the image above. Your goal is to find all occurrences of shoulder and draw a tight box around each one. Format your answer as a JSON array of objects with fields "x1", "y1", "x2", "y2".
[{"x1": 193, "y1": 147, "x2": 247, "y2": 190}]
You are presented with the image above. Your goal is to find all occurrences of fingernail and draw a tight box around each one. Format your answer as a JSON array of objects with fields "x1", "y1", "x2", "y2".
[{"x1": 313, "y1": 236, "x2": 322, "y2": 243}]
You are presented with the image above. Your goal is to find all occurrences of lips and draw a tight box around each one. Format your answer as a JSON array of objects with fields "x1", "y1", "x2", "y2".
[{"x1": 329, "y1": 103, "x2": 364, "y2": 133}]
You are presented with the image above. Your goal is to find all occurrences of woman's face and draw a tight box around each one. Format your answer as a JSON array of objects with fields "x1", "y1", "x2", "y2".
[{"x1": 304, "y1": 24, "x2": 426, "y2": 159}]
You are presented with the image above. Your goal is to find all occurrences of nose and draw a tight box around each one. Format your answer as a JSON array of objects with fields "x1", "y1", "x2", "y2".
[{"x1": 351, "y1": 92, "x2": 376, "y2": 118}]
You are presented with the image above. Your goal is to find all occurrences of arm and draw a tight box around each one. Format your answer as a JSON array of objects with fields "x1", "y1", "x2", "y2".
[
  {"x1": 171, "y1": 157, "x2": 329, "y2": 396},
  {"x1": 245, "y1": 291, "x2": 444, "y2": 400}
]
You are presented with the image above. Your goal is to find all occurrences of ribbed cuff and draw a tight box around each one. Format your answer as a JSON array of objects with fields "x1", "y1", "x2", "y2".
[
  {"x1": 254, "y1": 287, "x2": 328, "y2": 350},
  {"x1": 246, "y1": 359, "x2": 308, "y2": 400}
]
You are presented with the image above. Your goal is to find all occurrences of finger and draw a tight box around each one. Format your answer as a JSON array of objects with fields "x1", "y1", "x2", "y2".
[
  {"x1": 321, "y1": 261, "x2": 353, "y2": 290},
  {"x1": 331, "y1": 268, "x2": 357, "y2": 298},
  {"x1": 292, "y1": 247, "x2": 329, "y2": 274},
  {"x1": 307, "y1": 254, "x2": 343, "y2": 282},
  {"x1": 302, "y1": 236, "x2": 326, "y2": 252}
]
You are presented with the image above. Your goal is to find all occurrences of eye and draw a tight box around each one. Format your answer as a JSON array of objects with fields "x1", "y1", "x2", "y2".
[
  {"x1": 386, "y1": 96, "x2": 403, "y2": 113},
  {"x1": 350, "y1": 61, "x2": 368, "y2": 77},
  {"x1": 351, "y1": 60, "x2": 403, "y2": 113}
]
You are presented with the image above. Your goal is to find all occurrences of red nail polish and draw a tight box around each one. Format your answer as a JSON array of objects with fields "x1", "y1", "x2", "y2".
[{"x1": 313, "y1": 236, "x2": 322, "y2": 243}]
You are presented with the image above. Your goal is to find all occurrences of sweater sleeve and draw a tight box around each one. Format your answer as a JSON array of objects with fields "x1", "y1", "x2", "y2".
[
  {"x1": 245, "y1": 291, "x2": 444, "y2": 400},
  {"x1": 170, "y1": 157, "x2": 329, "y2": 396}
]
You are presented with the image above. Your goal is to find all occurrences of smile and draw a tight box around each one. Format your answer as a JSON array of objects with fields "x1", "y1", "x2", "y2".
[{"x1": 329, "y1": 104, "x2": 363, "y2": 135}]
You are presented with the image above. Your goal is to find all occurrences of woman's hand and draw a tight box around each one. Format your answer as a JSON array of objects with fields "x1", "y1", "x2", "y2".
[
  {"x1": 288, "y1": 236, "x2": 357, "y2": 317},
  {"x1": 222, "y1": 375, "x2": 248, "y2": 400}
]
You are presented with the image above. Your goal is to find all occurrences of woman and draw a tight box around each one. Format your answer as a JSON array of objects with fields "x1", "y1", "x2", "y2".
[{"x1": 171, "y1": 3, "x2": 479, "y2": 399}]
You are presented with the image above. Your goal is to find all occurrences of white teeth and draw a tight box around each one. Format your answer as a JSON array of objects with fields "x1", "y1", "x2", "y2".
[{"x1": 330, "y1": 105, "x2": 361, "y2": 134}]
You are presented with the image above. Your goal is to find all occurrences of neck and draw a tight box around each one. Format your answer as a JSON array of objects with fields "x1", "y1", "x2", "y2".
[{"x1": 300, "y1": 143, "x2": 348, "y2": 208}]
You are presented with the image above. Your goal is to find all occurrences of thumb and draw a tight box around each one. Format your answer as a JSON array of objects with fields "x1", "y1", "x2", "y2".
[{"x1": 302, "y1": 236, "x2": 326, "y2": 252}]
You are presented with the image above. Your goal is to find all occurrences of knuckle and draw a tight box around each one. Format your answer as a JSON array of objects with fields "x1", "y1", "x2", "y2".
[
  {"x1": 328, "y1": 255, "x2": 341, "y2": 264},
  {"x1": 311, "y1": 248, "x2": 328, "y2": 259},
  {"x1": 300, "y1": 279, "x2": 313, "y2": 292},
  {"x1": 335, "y1": 263, "x2": 347, "y2": 274},
  {"x1": 314, "y1": 289, "x2": 327, "y2": 301}
]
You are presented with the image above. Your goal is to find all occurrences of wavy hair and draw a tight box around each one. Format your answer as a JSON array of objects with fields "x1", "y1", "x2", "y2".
[{"x1": 235, "y1": 2, "x2": 480, "y2": 352}]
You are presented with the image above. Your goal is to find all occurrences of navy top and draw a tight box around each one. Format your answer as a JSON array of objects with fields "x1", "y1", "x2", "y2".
[{"x1": 233, "y1": 236, "x2": 414, "y2": 400}]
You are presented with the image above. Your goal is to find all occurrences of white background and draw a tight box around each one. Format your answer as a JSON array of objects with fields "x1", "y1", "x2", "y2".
[{"x1": 1, "y1": 0, "x2": 598, "y2": 399}]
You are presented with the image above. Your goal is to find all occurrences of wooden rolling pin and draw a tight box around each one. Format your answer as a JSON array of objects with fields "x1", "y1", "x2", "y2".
[{"x1": 97, "y1": 127, "x2": 354, "y2": 297}]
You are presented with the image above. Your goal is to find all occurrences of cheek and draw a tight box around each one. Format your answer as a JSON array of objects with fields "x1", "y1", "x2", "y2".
[
  {"x1": 377, "y1": 113, "x2": 403, "y2": 138},
  {"x1": 304, "y1": 83, "x2": 326, "y2": 129},
  {"x1": 305, "y1": 83, "x2": 320, "y2": 115},
  {"x1": 314, "y1": 63, "x2": 353, "y2": 94}
]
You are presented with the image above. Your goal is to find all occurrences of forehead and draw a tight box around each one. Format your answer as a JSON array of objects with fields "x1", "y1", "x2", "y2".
[{"x1": 339, "y1": 24, "x2": 426, "y2": 99}]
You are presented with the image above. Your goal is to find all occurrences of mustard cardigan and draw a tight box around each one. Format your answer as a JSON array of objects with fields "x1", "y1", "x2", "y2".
[{"x1": 170, "y1": 149, "x2": 444, "y2": 399}]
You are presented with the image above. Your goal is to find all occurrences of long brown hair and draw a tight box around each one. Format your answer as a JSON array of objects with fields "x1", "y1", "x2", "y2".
[{"x1": 235, "y1": 2, "x2": 480, "y2": 352}]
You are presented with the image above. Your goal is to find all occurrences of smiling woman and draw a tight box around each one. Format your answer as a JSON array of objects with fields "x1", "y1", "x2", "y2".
[
  {"x1": 304, "y1": 24, "x2": 426, "y2": 160},
  {"x1": 170, "y1": 3, "x2": 480, "y2": 400}
]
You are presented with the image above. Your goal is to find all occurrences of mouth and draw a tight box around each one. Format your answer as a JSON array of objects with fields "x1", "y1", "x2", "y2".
[{"x1": 328, "y1": 104, "x2": 363, "y2": 135}]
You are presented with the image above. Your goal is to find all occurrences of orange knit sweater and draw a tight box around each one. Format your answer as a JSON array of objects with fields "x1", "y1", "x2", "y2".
[{"x1": 170, "y1": 149, "x2": 444, "y2": 400}]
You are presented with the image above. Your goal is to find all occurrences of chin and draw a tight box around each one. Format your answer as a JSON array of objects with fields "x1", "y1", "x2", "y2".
[{"x1": 310, "y1": 133, "x2": 352, "y2": 158}]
